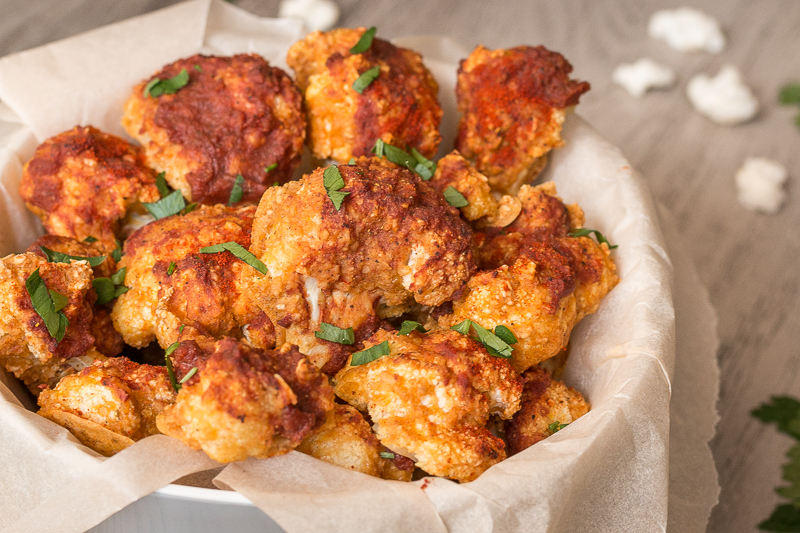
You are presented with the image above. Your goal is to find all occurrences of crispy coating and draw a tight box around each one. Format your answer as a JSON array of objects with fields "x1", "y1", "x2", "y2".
[
  {"x1": 456, "y1": 45, "x2": 590, "y2": 194},
  {"x1": 333, "y1": 329, "x2": 522, "y2": 482},
  {"x1": 505, "y1": 366, "x2": 589, "y2": 455},
  {"x1": 0, "y1": 252, "x2": 108, "y2": 394},
  {"x1": 287, "y1": 28, "x2": 442, "y2": 163},
  {"x1": 156, "y1": 338, "x2": 334, "y2": 463},
  {"x1": 123, "y1": 54, "x2": 305, "y2": 204},
  {"x1": 297, "y1": 403, "x2": 414, "y2": 481},
  {"x1": 250, "y1": 163, "x2": 474, "y2": 372},
  {"x1": 110, "y1": 205, "x2": 273, "y2": 349},
  {"x1": 18, "y1": 126, "x2": 160, "y2": 251}
]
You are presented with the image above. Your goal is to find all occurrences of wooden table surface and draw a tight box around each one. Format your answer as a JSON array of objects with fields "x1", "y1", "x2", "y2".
[{"x1": 2, "y1": 1, "x2": 799, "y2": 531}]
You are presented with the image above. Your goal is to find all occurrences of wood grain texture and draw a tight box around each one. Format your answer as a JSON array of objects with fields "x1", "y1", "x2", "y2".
[{"x1": 2, "y1": 1, "x2": 799, "y2": 531}]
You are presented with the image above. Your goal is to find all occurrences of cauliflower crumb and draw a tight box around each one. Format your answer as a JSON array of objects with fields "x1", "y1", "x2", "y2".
[
  {"x1": 735, "y1": 157, "x2": 788, "y2": 214},
  {"x1": 612, "y1": 58, "x2": 676, "y2": 98},
  {"x1": 687, "y1": 66, "x2": 759, "y2": 125},
  {"x1": 648, "y1": 7, "x2": 725, "y2": 53},
  {"x1": 279, "y1": 0, "x2": 340, "y2": 31}
]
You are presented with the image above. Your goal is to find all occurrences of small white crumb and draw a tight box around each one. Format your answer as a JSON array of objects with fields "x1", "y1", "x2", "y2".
[
  {"x1": 687, "y1": 66, "x2": 759, "y2": 125},
  {"x1": 735, "y1": 157, "x2": 788, "y2": 214},
  {"x1": 612, "y1": 58, "x2": 676, "y2": 97},
  {"x1": 279, "y1": 0, "x2": 340, "y2": 31},
  {"x1": 648, "y1": 7, "x2": 725, "y2": 53}
]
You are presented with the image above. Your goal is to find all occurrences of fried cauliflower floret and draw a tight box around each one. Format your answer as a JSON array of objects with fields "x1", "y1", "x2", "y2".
[
  {"x1": 333, "y1": 329, "x2": 522, "y2": 482},
  {"x1": 18, "y1": 126, "x2": 160, "y2": 251},
  {"x1": 156, "y1": 338, "x2": 334, "y2": 463},
  {"x1": 505, "y1": 366, "x2": 589, "y2": 456},
  {"x1": 111, "y1": 205, "x2": 273, "y2": 349},
  {"x1": 0, "y1": 252, "x2": 109, "y2": 395},
  {"x1": 250, "y1": 163, "x2": 474, "y2": 373},
  {"x1": 456, "y1": 45, "x2": 590, "y2": 194},
  {"x1": 297, "y1": 403, "x2": 414, "y2": 481},
  {"x1": 37, "y1": 357, "x2": 175, "y2": 456},
  {"x1": 123, "y1": 54, "x2": 305, "y2": 205},
  {"x1": 287, "y1": 27, "x2": 442, "y2": 163}
]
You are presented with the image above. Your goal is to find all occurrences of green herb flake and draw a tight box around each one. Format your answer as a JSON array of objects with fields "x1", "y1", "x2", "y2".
[
  {"x1": 370, "y1": 139, "x2": 436, "y2": 179},
  {"x1": 83, "y1": 236, "x2": 98, "y2": 243},
  {"x1": 548, "y1": 421, "x2": 568, "y2": 433},
  {"x1": 143, "y1": 190, "x2": 186, "y2": 220},
  {"x1": 49, "y1": 289, "x2": 69, "y2": 313},
  {"x1": 450, "y1": 319, "x2": 472, "y2": 335},
  {"x1": 92, "y1": 267, "x2": 128, "y2": 305},
  {"x1": 40, "y1": 246, "x2": 106, "y2": 267},
  {"x1": 144, "y1": 68, "x2": 190, "y2": 98},
  {"x1": 398, "y1": 320, "x2": 427, "y2": 336},
  {"x1": 352, "y1": 66, "x2": 380, "y2": 94},
  {"x1": 322, "y1": 165, "x2": 350, "y2": 211},
  {"x1": 111, "y1": 267, "x2": 126, "y2": 286},
  {"x1": 25, "y1": 268, "x2": 69, "y2": 342},
  {"x1": 194, "y1": 64, "x2": 202, "y2": 72},
  {"x1": 379, "y1": 451, "x2": 395, "y2": 460},
  {"x1": 199, "y1": 241, "x2": 267, "y2": 275},
  {"x1": 314, "y1": 322, "x2": 355, "y2": 345},
  {"x1": 493, "y1": 325, "x2": 518, "y2": 346},
  {"x1": 410, "y1": 148, "x2": 436, "y2": 180},
  {"x1": 179, "y1": 367, "x2": 198, "y2": 384},
  {"x1": 779, "y1": 83, "x2": 800, "y2": 105},
  {"x1": 450, "y1": 319, "x2": 514, "y2": 359},
  {"x1": 167, "y1": 261, "x2": 176, "y2": 276},
  {"x1": 155, "y1": 172, "x2": 170, "y2": 198},
  {"x1": 228, "y1": 174, "x2": 245, "y2": 206},
  {"x1": 568, "y1": 227, "x2": 618, "y2": 249},
  {"x1": 183, "y1": 202, "x2": 199, "y2": 215},
  {"x1": 179, "y1": 324, "x2": 185, "y2": 333},
  {"x1": 348, "y1": 157, "x2": 357, "y2": 165},
  {"x1": 350, "y1": 26, "x2": 377, "y2": 54},
  {"x1": 165, "y1": 342, "x2": 181, "y2": 392},
  {"x1": 351, "y1": 340, "x2": 391, "y2": 366},
  {"x1": 111, "y1": 241, "x2": 123, "y2": 262},
  {"x1": 443, "y1": 186, "x2": 469, "y2": 208},
  {"x1": 264, "y1": 163, "x2": 277, "y2": 173}
]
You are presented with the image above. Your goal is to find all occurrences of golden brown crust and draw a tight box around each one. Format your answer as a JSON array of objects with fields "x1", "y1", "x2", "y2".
[
  {"x1": 455, "y1": 45, "x2": 590, "y2": 194},
  {"x1": 19, "y1": 126, "x2": 159, "y2": 251},
  {"x1": 156, "y1": 338, "x2": 334, "y2": 463},
  {"x1": 333, "y1": 329, "x2": 521, "y2": 482},
  {"x1": 287, "y1": 28, "x2": 442, "y2": 162},
  {"x1": 504, "y1": 366, "x2": 589, "y2": 455},
  {"x1": 122, "y1": 54, "x2": 305, "y2": 204}
]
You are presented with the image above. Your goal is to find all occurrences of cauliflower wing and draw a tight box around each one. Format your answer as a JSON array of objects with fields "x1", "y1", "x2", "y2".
[
  {"x1": 250, "y1": 163, "x2": 475, "y2": 373},
  {"x1": 123, "y1": 54, "x2": 305, "y2": 204},
  {"x1": 333, "y1": 329, "x2": 522, "y2": 482},
  {"x1": 456, "y1": 45, "x2": 590, "y2": 194},
  {"x1": 156, "y1": 338, "x2": 334, "y2": 463},
  {"x1": 18, "y1": 126, "x2": 160, "y2": 251},
  {"x1": 287, "y1": 27, "x2": 442, "y2": 163}
]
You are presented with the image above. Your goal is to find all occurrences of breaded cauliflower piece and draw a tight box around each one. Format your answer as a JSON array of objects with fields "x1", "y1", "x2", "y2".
[
  {"x1": 37, "y1": 357, "x2": 175, "y2": 456},
  {"x1": 18, "y1": 126, "x2": 160, "y2": 251},
  {"x1": 123, "y1": 54, "x2": 305, "y2": 204},
  {"x1": 156, "y1": 338, "x2": 334, "y2": 463},
  {"x1": 505, "y1": 366, "x2": 589, "y2": 455},
  {"x1": 250, "y1": 163, "x2": 475, "y2": 373},
  {"x1": 0, "y1": 252, "x2": 107, "y2": 395},
  {"x1": 297, "y1": 403, "x2": 414, "y2": 481},
  {"x1": 456, "y1": 45, "x2": 590, "y2": 194},
  {"x1": 333, "y1": 329, "x2": 522, "y2": 482},
  {"x1": 287, "y1": 27, "x2": 442, "y2": 163},
  {"x1": 111, "y1": 205, "x2": 273, "y2": 349}
]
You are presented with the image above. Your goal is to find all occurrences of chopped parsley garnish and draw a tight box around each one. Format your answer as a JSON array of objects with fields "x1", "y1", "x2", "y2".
[
  {"x1": 449, "y1": 319, "x2": 515, "y2": 359},
  {"x1": 93, "y1": 267, "x2": 129, "y2": 305},
  {"x1": 228, "y1": 174, "x2": 245, "y2": 206},
  {"x1": 143, "y1": 190, "x2": 187, "y2": 220},
  {"x1": 179, "y1": 367, "x2": 198, "y2": 384},
  {"x1": 371, "y1": 139, "x2": 436, "y2": 179},
  {"x1": 398, "y1": 320, "x2": 427, "y2": 335},
  {"x1": 264, "y1": 163, "x2": 277, "y2": 173},
  {"x1": 165, "y1": 342, "x2": 181, "y2": 392},
  {"x1": 348, "y1": 157, "x2": 357, "y2": 165},
  {"x1": 179, "y1": 324, "x2": 185, "y2": 333},
  {"x1": 25, "y1": 268, "x2": 69, "y2": 342},
  {"x1": 144, "y1": 68, "x2": 190, "y2": 98},
  {"x1": 568, "y1": 227, "x2": 618, "y2": 249},
  {"x1": 350, "y1": 26, "x2": 377, "y2": 54},
  {"x1": 111, "y1": 241, "x2": 123, "y2": 262},
  {"x1": 352, "y1": 66, "x2": 380, "y2": 94},
  {"x1": 779, "y1": 84, "x2": 800, "y2": 105},
  {"x1": 167, "y1": 261, "x2": 176, "y2": 276},
  {"x1": 315, "y1": 322, "x2": 355, "y2": 345},
  {"x1": 351, "y1": 340, "x2": 391, "y2": 366},
  {"x1": 83, "y1": 236, "x2": 98, "y2": 243},
  {"x1": 379, "y1": 451, "x2": 395, "y2": 460},
  {"x1": 155, "y1": 172, "x2": 170, "y2": 198},
  {"x1": 40, "y1": 246, "x2": 106, "y2": 267},
  {"x1": 443, "y1": 186, "x2": 469, "y2": 208},
  {"x1": 199, "y1": 241, "x2": 267, "y2": 275},
  {"x1": 322, "y1": 165, "x2": 350, "y2": 211},
  {"x1": 548, "y1": 421, "x2": 568, "y2": 433},
  {"x1": 194, "y1": 65, "x2": 202, "y2": 72}
]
